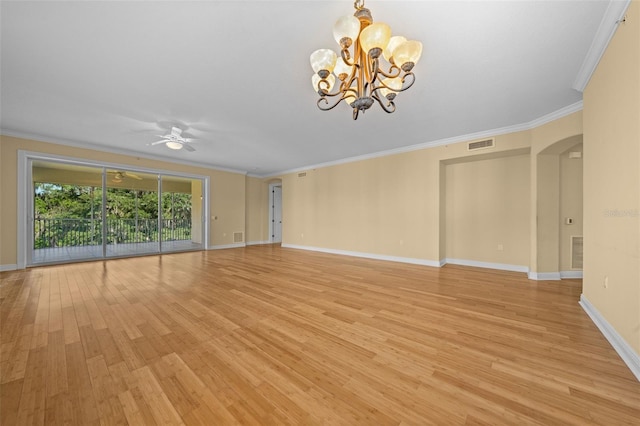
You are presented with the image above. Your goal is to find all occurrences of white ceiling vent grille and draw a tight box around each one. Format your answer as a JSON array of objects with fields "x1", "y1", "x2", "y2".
[
  {"x1": 571, "y1": 236, "x2": 583, "y2": 269},
  {"x1": 233, "y1": 232, "x2": 244, "y2": 243},
  {"x1": 468, "y1": 138, "x2": 495, "y2": 151}
]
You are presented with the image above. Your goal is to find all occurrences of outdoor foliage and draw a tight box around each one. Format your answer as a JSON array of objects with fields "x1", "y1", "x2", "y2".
[{"x1": 34, "y1": 183, "x2": 193, "y2": 248}]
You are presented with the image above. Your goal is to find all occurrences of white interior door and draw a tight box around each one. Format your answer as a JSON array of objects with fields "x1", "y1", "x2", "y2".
[{"x1": 272, "y1": 185, "x2": 282, "y2": 243}]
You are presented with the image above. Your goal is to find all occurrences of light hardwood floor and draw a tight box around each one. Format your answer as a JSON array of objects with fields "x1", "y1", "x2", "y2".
[{"x1": 1, "y1": 245, "x2": 639, "y2": 425}]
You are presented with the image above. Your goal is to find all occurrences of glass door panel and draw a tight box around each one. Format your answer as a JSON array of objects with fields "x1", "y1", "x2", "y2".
[
  {"x1": 31, "y1": 160, "x2": 104, "y2": 264},
  {"x1": 105, "y1": 169, "x2": 160, "y2": 257},
  {"x1": 160, "y1": 175, "x2": 204, "y2": 252}
]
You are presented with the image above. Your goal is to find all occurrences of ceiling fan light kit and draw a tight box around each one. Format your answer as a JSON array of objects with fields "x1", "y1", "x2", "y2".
[
  {"x1": 311, "y1": 0, "x2": 422, "y2": 120},
  {"x1": 148, "y1": 126, "x2": 196, "y2": 152}
]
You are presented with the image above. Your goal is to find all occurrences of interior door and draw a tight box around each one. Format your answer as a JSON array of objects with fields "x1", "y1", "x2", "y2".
[{"x1": 272, "y1": 185, "x2": 282, "y2": 243}]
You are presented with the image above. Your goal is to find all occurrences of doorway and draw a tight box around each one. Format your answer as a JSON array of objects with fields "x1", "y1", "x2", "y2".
[{"x1": 270, "y1": 183, "x2": 282, "y2": 243}]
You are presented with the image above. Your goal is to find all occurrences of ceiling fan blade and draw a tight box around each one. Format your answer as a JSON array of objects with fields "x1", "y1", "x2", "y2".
[
  {"x1": 183, "y1": 143, "x2": 196, "y2": 152},
  {"x1": 148, "y1": 140, "x2": 168, "y2": 146}
]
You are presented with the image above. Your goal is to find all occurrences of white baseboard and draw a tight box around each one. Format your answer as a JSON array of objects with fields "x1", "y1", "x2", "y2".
[
  {"x1": 528, "y1": 271, "x2": 561, "y2": 281},
  {"x1": 0, "y1": 264, "x2": 18, "y2": 272},
  {"x1": 579, "y1": 294, "x2": 640, "y2": 382},
  {"x1": 444, "y1": 258, "x2": 529, "y2": 273},
  {"x1": 208, "y1": 243, "x2": 246, "y2": 250},
  {"x1": 560, "y1": 270, "x2": 583, "y2": 279},
  {"x1": 528, "y1": 271, "x2": 584, "y2": 280},
  {"x1": 246, "y1": 240, "x2": 272, "y2": 246},
  {"x1": 281, "y1": 244, "x2": 442, "y2": 268}
]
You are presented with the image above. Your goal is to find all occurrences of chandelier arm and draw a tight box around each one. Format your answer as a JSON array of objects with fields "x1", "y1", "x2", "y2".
[
  {"x1": 398, "y1": 72, "x2": 416, "y2": 92},
  {"x1": 375, "y1": 65, "x2": 402, "y2": 79},
  {"x1": 340, "y1": 48, "x2": 356, "y2": 67},
  {"x1": 315, "y1": 78, "x2": 333, "y2": 94},
  {"x1": 316, "y1": 93, "x2": 342, "y2": 111},
  {"x1": 371, "y1": 94, "x2": 396, "y2": 114},
  {"x1": 367, "y1": 54, "x2": 380, "y2": 88}
]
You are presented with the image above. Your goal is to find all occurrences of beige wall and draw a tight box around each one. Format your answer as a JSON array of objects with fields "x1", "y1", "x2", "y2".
[
  {"x1": 280, "y1": 129, "x2": 536, "y2": 264},
  {"x1": 245, "y1": 176, "x2": 270, "y2": 244},
  {"x1": 445, "y1": 154, "x2": 530, "y2": 267},
  {"x1": 559, "y1": 143, "x2": 583, "y2": 272},
  {"x1": 583, "y1": 0, "x2": 640, "y2": 354},
  {"x1": 0, "y1": 135, "x2": 247, "y2": 266}
]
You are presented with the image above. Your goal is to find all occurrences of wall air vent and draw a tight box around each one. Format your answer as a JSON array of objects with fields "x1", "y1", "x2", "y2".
[
  {"x1": 233, "y1": 232, "x2": 244, "y2": 243},
  {"x1": 298, "y1": 172, "x2": 307, "y2": 178},
  {"x1": 571, "y1": 236, "x2": 583, "y2": 269},
  {"x1": 468, "y1": 138, "x2": 495, "y2": 151}
]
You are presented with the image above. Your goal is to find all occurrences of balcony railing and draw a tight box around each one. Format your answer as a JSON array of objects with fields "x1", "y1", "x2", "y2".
[{"x1": 34, "y1": 217, "x2": 192, "y2": 249}]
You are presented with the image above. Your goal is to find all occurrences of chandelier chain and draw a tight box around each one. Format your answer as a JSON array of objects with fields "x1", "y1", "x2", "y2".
[{"x1": 354, "y1": 0, "x2": 365, "y2": 11}]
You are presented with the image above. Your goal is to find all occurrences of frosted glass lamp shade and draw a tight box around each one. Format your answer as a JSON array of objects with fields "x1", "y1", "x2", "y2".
[
  {"x1": 333, "y1": 57, "x2": 353, "y2": 80},
  {"x1": 344, "y1": 90, "x2": 357, "y2": 106},
  {"x1": 393, "y1": 40, "x2": 423, "y2": 70},
  {"x1": 333, "y1": 15, "x2": 361, "y2": 47},
  {"x1": 166, "y1": 141, "x2": 183, "y2": 150},
  {"x1": 383, "y1": 36, "x2": 407, "y2": 63},
  {"x1": 379, "y1": 77, "x2": 403, "y2": 98},
  {"x1": 312, "y1": 73, "x2": 336, "y2": 93},
  {"x1": 359, "y1": 22, "x2": 391, "y2": 55},
  {"x1": 310, "y1": 49, "x2": 337, "y2": 75}
]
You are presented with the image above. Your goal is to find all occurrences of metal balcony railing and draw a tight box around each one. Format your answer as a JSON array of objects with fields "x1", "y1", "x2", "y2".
[{"x1": 34, "y1": 217, "x2": 192, "y2": 249}]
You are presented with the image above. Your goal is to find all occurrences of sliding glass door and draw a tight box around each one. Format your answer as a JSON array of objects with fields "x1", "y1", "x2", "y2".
[
  {"x1": 105, "y1": 169, "x2": 160, "y2": 258},
  {"x1": 161, "y1": 175, "x2": 204, "y2": 252},
  {"x1": 32, "y1": 161, "x2": 104, "y2": 264},
  {"x1": 29, "y1": 159, "x2": 206, "y2": 265}
]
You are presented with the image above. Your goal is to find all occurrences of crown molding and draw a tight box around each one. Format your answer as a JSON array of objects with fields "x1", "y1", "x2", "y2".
[
  {"x1": 573, "y1": 0, "x2": 631, "y2": 92},
  {"x1": 0, "y1": 128, "x2": 248, "y2": 176},
  {"x1": 262, "y1": 101, "x2": 584, "y2": 178}
]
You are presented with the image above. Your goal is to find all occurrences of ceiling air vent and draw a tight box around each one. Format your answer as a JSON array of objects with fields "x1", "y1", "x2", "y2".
[{"x1": 468, "y1": 138, "x2": 495, "y2": 151}]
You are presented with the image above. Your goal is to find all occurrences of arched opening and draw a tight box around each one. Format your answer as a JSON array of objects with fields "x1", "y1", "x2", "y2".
[{"x1": 535, "y1": 134, "x2": 583, "y2": 279}]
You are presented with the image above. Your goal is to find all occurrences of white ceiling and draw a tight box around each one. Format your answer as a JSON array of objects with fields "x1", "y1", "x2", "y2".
[{"x1": 0, "y1": 1, "x2": 624, "y2": 177}]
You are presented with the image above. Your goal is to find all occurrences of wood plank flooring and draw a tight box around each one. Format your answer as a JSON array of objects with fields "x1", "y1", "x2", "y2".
[{"x1": 1, "y1": 244, "x2": 639, "y2": 425}]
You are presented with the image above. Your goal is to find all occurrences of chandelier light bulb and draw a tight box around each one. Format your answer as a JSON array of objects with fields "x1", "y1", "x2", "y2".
[
  {"x1": 359, "y1": 22, "x2": 391, "y2": 57},
  {"x1": 310, "y1": 49, "x2": 338, "y2": 76},
  {"x1": 344, "y1": 90, "x2": 357, "y2": 107},
  {"x1": 333, "y1": 15, "x2": 361, "y2": 48},
  {"x1": 393, "y1": 40, "x2": 423, "y2": 71},
  {"x1": 380, "y1": 77, "x2": 404, "y2": 99},
  {"x1": 333, "y1": 57, "x2": 353, "y2": 81},
  {"x1": 384, "y1": 36, "x2": 407, "y2": 64}
]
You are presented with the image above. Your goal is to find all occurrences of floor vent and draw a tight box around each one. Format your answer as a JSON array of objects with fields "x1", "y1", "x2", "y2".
[
  {"x1": 233, "y1": 232, "x2": 244, "y2": 243},
  {"x1": 468, "y1": 138, "x2": 495, "y2": 151},
  {"x1": 571, "y1": 236, "x2": 583, "y2": 269}
]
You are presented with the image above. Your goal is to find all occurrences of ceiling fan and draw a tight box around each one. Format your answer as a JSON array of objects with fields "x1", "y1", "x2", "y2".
[
  {"x1": 147, "y1": 126, "x2": 196, "y2": 152},
  {"x1": 108, "y1": 171, "x2": 143, "y2": 183}
]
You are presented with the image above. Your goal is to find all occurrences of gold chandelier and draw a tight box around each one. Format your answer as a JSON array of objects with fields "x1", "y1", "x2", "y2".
[{"x1": 310, "y1": 0, "x2": 423, "y2": 120}]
